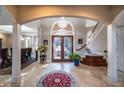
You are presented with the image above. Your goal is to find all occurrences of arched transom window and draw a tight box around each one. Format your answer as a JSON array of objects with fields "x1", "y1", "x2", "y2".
[{"x1": 51, "y1": 17, "x2": 74, "y2": 35}]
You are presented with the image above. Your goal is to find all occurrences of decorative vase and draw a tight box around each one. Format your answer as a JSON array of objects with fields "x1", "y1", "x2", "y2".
[{"x1": 74, "y1": 59, "x2": 79, "y2": 66}]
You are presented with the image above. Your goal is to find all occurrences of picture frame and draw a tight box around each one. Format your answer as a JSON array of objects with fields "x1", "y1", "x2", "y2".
[
  {"x1": 78, "y1": 39, "x2": 83, "y2": 44},
  {"x1": 43, "y1": 40, "x2": 48, "y2": 45}
]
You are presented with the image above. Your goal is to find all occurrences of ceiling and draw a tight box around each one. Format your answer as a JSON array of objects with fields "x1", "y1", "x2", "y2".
[
  {"x1": 24, "y1": 17, "x2": 97, "y2": 31},
  {"x1": 0, "y1": 6, "x2": 37, "y2": 34},
  {"x1": 0, "y1": 6, "x2": 13, "y2": 25},
  {"x1": 0, "y1": 25, "x2": 37, "y2": 34},
  {"x1": 0, "y1": 11, "x2": 97, "y2": 34}
]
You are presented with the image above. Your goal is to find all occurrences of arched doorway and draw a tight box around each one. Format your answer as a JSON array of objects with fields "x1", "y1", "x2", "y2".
[{"x1": 51, "y1": 17, "x2": 74, "y2": 62}]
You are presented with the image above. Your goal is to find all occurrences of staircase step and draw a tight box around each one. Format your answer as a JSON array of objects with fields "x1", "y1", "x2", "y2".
[
  {"x1": 81, "y1": 55, "x2": 107, "y2": 66},
  {"x1": 86, "y1": 55, "x2": 103, "y2": 58},
  {"x1": 81, "y1": 61, "x2": 107, "y2": 66}
]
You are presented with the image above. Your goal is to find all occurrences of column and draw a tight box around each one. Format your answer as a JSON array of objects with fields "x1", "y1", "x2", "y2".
[
  {"x1": 38, "y1": 27, "x2": 42, "y2": 63},
  {"x1": 107, "y1": 24, "x2": 118, "y2": 82},
  {"x1": 11, "y1": 23, "x2": 21, "y2": 85}
]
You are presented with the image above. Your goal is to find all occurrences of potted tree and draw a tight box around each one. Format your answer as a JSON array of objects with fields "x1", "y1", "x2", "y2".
[
  {"x1": 38, "y1": 45, "x2": 47, "y2": 54},
  {"x1": 69, "y1": 52, "x2": 81, "y2": 66},
  {"x1": 38, "y1": 45, "x2": 47, "y2": 63}
]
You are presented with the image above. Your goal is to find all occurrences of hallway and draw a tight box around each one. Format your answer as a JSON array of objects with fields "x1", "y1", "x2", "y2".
[{"x1": 0, "y1": 62, "x2": 123, "y2": 87}]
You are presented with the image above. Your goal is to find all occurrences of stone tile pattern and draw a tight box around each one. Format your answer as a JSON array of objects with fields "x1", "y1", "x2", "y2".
[{"x1": 0, "y1": 62, "x2": 124, "y2": 87}]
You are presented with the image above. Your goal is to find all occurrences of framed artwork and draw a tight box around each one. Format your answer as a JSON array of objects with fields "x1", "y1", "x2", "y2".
[
  {"x1": 43, "y1": 40, "x2": 48, "y2": 45},
  {"x1": 78, "y1": 39, "x2": 83, "y2": 44}
]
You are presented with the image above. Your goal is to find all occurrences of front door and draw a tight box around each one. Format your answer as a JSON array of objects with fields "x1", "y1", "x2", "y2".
[{"x1": 52, "y1": 36, "x2": 73, "y2": 62}]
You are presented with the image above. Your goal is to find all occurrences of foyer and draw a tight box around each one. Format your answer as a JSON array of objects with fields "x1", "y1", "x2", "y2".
[
  {"x1": 0, "y1": 62, "x2": 123, "y2": 87},
  {"x1": 0, "y1": 5, "x2": 124, "y2": 87}
]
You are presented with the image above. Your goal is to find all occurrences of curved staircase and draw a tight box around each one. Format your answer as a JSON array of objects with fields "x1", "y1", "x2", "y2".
[{"x1": 77, "y1": 22, "x2": 107, "y2": 66}]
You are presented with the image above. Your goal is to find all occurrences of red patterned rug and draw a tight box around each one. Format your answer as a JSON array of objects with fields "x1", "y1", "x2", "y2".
[{"x1": 36, "y1": 70, "x2": 76, "y2": 87}]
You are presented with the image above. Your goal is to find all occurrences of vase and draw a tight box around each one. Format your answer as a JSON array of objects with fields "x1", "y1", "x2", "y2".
[{"x1": 74, "y1": 59, "x2": 79, "y2": 66}]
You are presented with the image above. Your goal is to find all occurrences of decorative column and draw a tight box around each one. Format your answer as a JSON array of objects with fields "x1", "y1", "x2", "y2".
[
  {"x1": 38, "y1": 27, "x2": 42, "y2": 63},
  {"x1": 11, "y1": 23, "x2": 21, "y2": 85},
  {"x1": 107, "y1": 24, "x2": 118, "y2": 82}
]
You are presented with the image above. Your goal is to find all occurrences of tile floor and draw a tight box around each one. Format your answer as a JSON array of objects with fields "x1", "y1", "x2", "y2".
[{"x1": 0, "y1": 62, "x2": 124, "y2": 87}]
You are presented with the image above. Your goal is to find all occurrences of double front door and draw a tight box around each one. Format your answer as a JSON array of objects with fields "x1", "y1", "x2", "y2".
[{"x1": 52, "y1": 36, "x2": 73, "y2": 62}]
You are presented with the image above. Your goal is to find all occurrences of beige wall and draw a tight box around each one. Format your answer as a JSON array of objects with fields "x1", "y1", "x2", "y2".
[
  {"x1": 0, "y1": 32, "x2": 12, "y2": 48},
  {"x1": 4, "y1": 5, "x2": 113, "y2": 24},
  {"x1": 8, "y1": 34, "x2": 12, "y2": 48},
  {"x1": 5, "y1": 5, "x2": 18, "y2": 22},
  {"x1": 111, "y1": 6, "x2": 124, "y2": 22},
  {"x1": 18, "y1": 6, "x2": 111, "y2": 24}
]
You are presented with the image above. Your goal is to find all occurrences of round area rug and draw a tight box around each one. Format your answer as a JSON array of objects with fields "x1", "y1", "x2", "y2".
[{"x1": 36, "y1": 70, "x2": 76, "y2": 87}]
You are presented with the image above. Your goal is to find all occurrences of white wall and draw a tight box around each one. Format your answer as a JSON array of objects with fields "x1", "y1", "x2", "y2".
[
  {"x1": 0, "y1": 32, "x2": 12, "y2": 48},
  {"x1": 117, "y1": 27, "x2": 124, "y2": 72},
  {"x1": 75, "y1": 24, "x2": 87, "y2": 55},
  {"x1": 89, "y1": 26, "x2": 107, "y2": 54}
]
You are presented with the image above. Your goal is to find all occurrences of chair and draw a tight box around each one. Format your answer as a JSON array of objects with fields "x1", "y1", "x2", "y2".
[
  {"x1": 26, "y1": 48, "x2": 32, "y2": 60},
  {"x1": 21, "y1": 48, "x2": 28, "y2": 63},
  {"x1": 1, "y1": 48, "x2": 11, "y2": 68}
]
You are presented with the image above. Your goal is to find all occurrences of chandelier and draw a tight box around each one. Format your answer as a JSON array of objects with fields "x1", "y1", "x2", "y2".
[{"x1": 57, "y1": 17, "x2": 68, "y2": 29}]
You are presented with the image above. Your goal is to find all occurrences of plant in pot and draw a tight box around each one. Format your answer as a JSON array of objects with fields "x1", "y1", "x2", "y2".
[
  {"x1": 38, "y1": 45, "x2": 47, "y2": 54},
  {"x1": 38, "y1": 45, "x2": 47, "y2": 63},
  {"x1": 69, "y1": 52, "x2": 81, "y2": 66}
]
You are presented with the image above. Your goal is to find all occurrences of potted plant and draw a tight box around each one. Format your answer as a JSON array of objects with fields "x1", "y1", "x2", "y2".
[
  {"x1": 38, "y1": 45, "x2": 47, "y2": 54},
  {"x1": 38, "y1": 45, "x2": 47, "y2": 63},
  {"x1": 69, "y1": 52, "x2": 81, "y2": 66}
]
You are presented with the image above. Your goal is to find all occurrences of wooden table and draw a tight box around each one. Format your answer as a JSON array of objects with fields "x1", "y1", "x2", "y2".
[{"x1": 40, "y1": 54, "x2": 46, "y2": 64}]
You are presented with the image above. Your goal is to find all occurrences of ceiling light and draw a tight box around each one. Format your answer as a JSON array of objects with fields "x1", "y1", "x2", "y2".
[{"x1": 57, "y1": 17, "x2": 68, "y2": 29}]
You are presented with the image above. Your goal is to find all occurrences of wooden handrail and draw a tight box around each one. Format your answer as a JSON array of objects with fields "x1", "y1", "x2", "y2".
[
  {"x1": 76, "y1": 44, "x2": 87, "y2": 51},
  {"x1": 89, "y1": 22, "x2": 99, "y2": 38}
]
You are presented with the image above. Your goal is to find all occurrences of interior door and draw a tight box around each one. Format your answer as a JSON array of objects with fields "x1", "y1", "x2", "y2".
[
  {"x1": 117, "y1": 28, "x2": 124, "y2": 72},
  {"x1": 52, "y1": 36, "x2": 73, "y2": 62}
]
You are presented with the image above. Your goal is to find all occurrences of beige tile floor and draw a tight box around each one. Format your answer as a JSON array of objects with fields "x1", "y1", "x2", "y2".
[{"x1": 0, "y1": 62, "x2": 124, "y2": 87}]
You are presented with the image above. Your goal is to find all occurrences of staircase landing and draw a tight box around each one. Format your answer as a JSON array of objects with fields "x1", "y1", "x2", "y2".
[{"x1": 80, "y1": 55, "x2": 107, "y2": 66}]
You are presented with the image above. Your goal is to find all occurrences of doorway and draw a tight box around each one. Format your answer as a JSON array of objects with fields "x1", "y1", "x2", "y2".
[
  {"x1": 52, "y1": 36, "x2": 73, "y2": 62},
  {"x1": 117, "y1": 27, "x2": 124, "y2": 72}
]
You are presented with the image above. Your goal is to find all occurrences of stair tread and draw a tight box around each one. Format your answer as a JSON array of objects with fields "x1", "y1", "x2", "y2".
[{"x1": 81, "y1": 55, "x2": 107, "y2": 66}]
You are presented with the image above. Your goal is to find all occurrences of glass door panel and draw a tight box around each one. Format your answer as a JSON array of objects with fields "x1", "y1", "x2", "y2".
[
  {"x1": 53, "y1": 37, "x2": 61, "y2": 60},
  {"x1": 64, "y1": 37, "x2": 73, "y2": 59},
  {"x1": 52, "y1": 36, "x2": 73, "y2": 62}
]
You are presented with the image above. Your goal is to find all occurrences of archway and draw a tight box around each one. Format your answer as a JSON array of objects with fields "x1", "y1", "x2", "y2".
[
  {"x1": 5, "y1": 6, "x2": 111, "y2": 25},
  {"x1": 50, "y1": 17, "x2": 74, "y2": 62}
]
